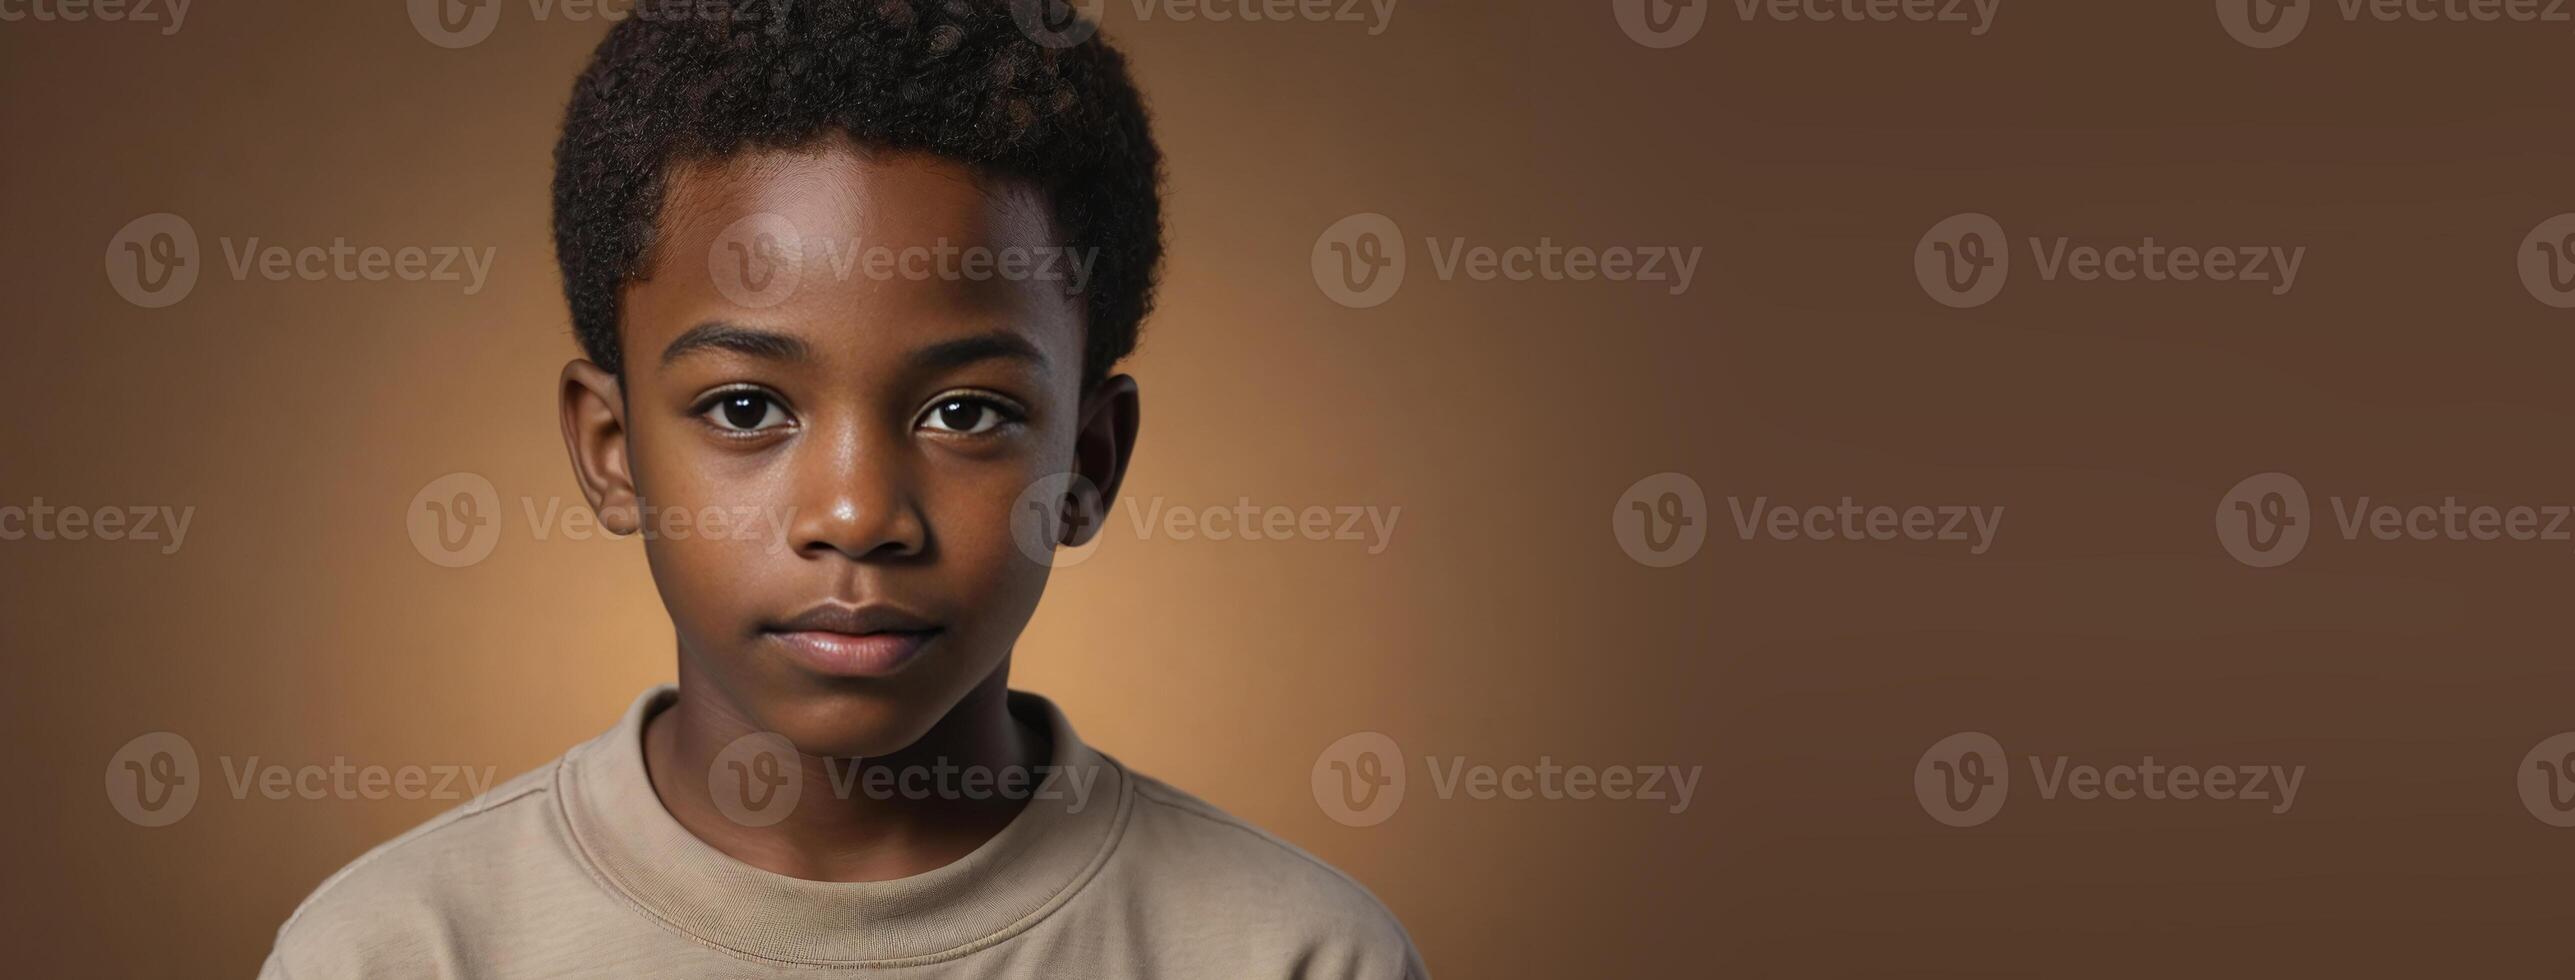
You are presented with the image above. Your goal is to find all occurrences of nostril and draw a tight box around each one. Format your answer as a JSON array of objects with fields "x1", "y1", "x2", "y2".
[{"x1": 786, "y1": 490, "x2": 930, "y2": 562}]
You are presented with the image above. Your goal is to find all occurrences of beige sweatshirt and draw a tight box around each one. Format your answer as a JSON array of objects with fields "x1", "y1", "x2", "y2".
[{"x1": 257, "y1": 687, "x2": 1425, "y2": 978}]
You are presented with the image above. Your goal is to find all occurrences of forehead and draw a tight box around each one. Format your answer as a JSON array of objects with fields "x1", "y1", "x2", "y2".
[{"x1": 623, "y1": 140, "x2": 1078, "y2": 373}]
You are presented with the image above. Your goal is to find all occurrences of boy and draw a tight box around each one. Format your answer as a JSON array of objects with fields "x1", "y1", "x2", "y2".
[{"x1": 258, "y1": 2, "x2": 1424, "y2": 976}]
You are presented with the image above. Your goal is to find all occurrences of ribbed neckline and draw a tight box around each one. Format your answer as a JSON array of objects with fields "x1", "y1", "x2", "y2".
[{"x1": 556, "y1": 685, "x2": 1130, "y2": 966}]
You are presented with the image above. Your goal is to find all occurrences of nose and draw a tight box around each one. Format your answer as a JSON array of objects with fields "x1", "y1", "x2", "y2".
[{"x1": 784, "y1": 423, "x2": 927, "y2": 562}]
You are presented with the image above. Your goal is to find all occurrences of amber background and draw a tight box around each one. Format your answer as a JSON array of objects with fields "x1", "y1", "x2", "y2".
[{"x1": 11, "y1": 1, "x2": 2575, "y2": 976}]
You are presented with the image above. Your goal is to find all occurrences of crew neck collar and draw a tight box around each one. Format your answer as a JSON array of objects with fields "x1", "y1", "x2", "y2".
[{"x1": 557, "y1": 685, "x2": 1131, "y2": 966}]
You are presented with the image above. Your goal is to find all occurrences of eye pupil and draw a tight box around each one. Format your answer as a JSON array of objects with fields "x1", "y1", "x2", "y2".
[
  {"x1": 938, "y1": 400, "x2": 981, "y2": 430},
  {"x1": 721, "y1": 395, "x2": 766, "y2": 429}
]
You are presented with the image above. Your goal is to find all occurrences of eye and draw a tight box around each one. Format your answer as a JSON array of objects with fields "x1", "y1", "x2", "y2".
[
  {"x1": 700, "y1": 389, "x2": 792, "y2": 434},
  {"x1": 917, "y1": 395, "x2": 1019, "y2": 436}
]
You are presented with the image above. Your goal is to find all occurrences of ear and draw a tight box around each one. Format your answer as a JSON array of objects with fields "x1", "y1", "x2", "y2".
[
  {"x1": 1062, "y1": 373, "x2": 1139, "y2": 547},
  {"x1": 559, "y1": 359, "x2": 642, "y2": 536}
]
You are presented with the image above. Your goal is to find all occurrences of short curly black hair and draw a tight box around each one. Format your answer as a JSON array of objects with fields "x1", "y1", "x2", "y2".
[{"x1": 551, "y1": 0, "x2": 1163, "y2": 387}]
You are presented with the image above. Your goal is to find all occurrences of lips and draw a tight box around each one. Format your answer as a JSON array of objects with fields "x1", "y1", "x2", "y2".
[{"x1": 763, "y1": 602, "x2": 942, "y2": 678}]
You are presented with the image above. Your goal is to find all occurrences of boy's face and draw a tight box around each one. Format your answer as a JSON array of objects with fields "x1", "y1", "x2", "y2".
[{"x1": 558, "y1": 141, "x2": 1133, "y2": 758}]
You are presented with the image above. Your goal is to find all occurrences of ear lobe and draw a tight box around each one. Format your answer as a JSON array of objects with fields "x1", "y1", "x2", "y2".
[
  {"x1": 1068, "y1": 373, "x2": 1140, "y2": 543},
  {"x1": 1058, "y1": 473, "x2": 1107, "y2": 547},
  {"x1": 558, "y1": 359, "x2": 642, "y2": 536}
]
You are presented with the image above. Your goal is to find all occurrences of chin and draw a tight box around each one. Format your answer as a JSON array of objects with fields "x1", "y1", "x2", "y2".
[{"x1": 758, "y1": 682, "x2": 952, "y2": 760}]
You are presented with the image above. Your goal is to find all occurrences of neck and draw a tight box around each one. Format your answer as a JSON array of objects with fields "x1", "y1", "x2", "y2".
[{"x1": 642, "y1": 658, "x2": 1037, "y2": 883}]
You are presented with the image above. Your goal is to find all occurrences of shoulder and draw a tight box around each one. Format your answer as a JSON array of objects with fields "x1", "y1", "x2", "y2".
[
  {"x1": 258, "y1": 759, "x2": 566, "y2": 978},
  {"x1": 1107, "y1": 765, "x2": 1428, "y2": 978}
]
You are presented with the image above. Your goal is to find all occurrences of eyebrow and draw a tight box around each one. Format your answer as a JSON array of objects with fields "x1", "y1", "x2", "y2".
[
  {"x1": 909, "y1": 331, "x2": 1049, "y2": 374},
  {"x1": 659, "y1": 322, "x2": 1049, "y2": 374},
  {"x1": 661, "y1": 321, "x2": 813, "y2": 366}
]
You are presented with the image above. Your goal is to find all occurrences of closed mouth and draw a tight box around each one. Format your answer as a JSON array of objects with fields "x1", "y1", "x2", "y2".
[{"x1": 762, "y1": 603, "x2": 943, "y2": 677}]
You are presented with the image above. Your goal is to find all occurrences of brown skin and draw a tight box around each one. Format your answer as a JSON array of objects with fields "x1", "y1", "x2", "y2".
[{"x1": 557, "y1": 139, "x2": 1137, "y2": 882}]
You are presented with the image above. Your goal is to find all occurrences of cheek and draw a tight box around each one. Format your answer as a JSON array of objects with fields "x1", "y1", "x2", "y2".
[
  {"x1": 639, "y1": 511, "x2": 781, "y2": 637},
  {"x1": 630, "y1": 426, "x2": 790, "y2": 631},
  {"x1": 642, "y1": 527, "x2": 749, "y2": 633},
  {"x1": 925, "y1": 460, "x2": 1057, "y2": 629}
]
